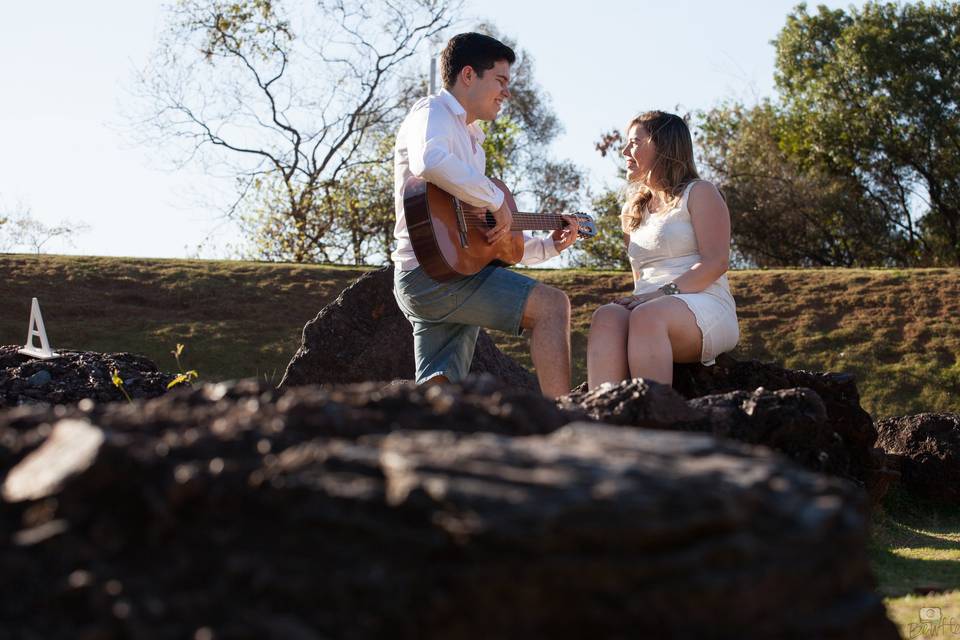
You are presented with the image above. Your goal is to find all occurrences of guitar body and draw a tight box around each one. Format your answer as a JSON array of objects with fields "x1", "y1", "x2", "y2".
[{"x1": 404, "y1": 176, "x2": 525, "y2": 282}]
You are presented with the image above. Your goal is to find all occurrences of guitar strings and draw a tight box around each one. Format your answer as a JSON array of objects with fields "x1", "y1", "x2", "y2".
[{"x1": 461, "y1": 212, "x2": 579, "y2": 230}]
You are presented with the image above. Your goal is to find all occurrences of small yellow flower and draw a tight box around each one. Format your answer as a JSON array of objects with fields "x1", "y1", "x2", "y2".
[{"x1": 111, "y1": 368, "x2": 132, "y2": 403}]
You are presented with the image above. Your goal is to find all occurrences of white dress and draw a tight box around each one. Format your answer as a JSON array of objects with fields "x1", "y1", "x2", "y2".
[{"x1": 627, "y1": 180, "x2": 739, "y2": 364}]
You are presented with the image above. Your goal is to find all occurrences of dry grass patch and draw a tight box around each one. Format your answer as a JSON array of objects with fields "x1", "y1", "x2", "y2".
[{"x1": 504, "y1": 267, "x2": 960, "y2": 417}]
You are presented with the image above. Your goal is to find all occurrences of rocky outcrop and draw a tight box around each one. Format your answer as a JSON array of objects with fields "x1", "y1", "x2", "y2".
[
  {"x1": 0, "y1": 379, "x2": 896, "y2": 640},
  {"x1": 875, "y1": 412, "x2": 960, "y2": 504},
  {"x1": 0, "y1": 345, "x2": 177, "y2": 409},
  {"x1": 279, "y1": 266, "x2": 538, "y2": 391},
  {"x1": 561, "y1": 379, "x2": 870, "y2": 485},
  {"x1": 672, "y1": 354, "x2": 898, "y2": 498},
  {"x1": 688, "y1": 386, "x2": 847, "y2": 471},
  {"x1": 674, "y1": 354, "x2": 878, "y2": 474}
]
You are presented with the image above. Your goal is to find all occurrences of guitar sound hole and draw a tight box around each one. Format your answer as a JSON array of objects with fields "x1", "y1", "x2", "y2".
[{"x1": 484, "y1": 212, "x2": 495, "y2": 227}]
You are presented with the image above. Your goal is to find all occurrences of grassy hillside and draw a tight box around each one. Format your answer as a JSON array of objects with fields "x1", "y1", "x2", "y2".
[
  {"x1": 3, "y1": 254, "x2": 957, "y2": 417},
  {"x1": 1, "y1": 255, "x2": 368, "y2": 386},
  {"x1": 2, "y1": 254, "x2": 958, "y2": 635}
]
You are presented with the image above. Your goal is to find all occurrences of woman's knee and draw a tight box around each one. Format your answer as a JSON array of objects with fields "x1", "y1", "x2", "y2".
[
  {"x1": 629, "y1": 304, "x2": 669, "y2": 336},
  {"x1": 591, "y1": 303, "x2": 629, "y2": 329}
]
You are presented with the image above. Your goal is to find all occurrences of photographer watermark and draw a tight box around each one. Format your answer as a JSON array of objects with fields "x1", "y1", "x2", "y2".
[{"x1": 909, "y1": 608, "x2": 960, "y2": 639}]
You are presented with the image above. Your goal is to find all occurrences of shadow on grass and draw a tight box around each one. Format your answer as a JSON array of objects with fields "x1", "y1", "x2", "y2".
[
  {"x1": 872, "y1": 486, "x2": 960, "y2": 598},
  {"x1": 872, "y1": 547, "x2": 960, "y2": 597}
]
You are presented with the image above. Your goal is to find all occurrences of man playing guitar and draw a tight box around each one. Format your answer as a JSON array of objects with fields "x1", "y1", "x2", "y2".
[{"x1": 392, "y1": 32, "x2": 580, "y2": 398}]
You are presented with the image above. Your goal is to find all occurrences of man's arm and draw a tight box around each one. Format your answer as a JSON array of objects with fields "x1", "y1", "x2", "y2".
[
  {"x1": 519, "y1": 234, "x2": 559, "y2": 266},
  {"x1": 406, "y1": 105, "x2": 504, "y2": 212},
  {"x1": 519, "y1": 215, "x2": 580, "y2": 266}
]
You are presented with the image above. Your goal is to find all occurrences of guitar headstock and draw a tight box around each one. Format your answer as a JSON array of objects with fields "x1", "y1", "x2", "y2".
[{"x1": 569, "y1": 212, "x2": 598, "y2": 238}]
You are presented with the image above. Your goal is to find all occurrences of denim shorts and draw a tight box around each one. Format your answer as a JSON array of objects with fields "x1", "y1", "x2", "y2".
[{"x1": 393, "y1": 264, "x2": 538, "y2": 384}]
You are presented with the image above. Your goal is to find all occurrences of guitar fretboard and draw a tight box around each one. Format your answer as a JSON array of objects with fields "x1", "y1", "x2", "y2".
[
  {"x1": 459, "y1": 209, "x2": 590, "y2": 234},
  {"x1": 509, "y1": 212, "x2": 570, "y2": 231}
]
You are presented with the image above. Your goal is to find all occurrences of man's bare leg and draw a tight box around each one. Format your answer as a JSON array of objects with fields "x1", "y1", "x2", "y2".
[
  {"x1": 520, "y1": 283, "x2": 571, "y2": 398},
  {"x1": 421, "y1": 375, "x2": 449, "y2": 387}
]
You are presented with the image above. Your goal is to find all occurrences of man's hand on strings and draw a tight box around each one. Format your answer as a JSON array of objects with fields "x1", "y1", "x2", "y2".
[
  {"x1": 552, "y1": 215, "x2": 580, "y2": 252},
  {"x1": 486, "y1": 201, "x2": 514, "y2": 244}
]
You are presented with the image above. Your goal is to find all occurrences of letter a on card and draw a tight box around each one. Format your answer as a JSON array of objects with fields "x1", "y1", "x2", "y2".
[{"x1": 19, "y1": 298, "x2": 59, "y2": 359}]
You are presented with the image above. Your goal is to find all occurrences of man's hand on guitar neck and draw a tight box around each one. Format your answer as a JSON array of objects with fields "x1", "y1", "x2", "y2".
[
  {"x1": 552, "y1": 215, "x2": 580, "y2": 252},
  {"x1": 485, "y1": 200, "x2": 514, "y2": 245}
]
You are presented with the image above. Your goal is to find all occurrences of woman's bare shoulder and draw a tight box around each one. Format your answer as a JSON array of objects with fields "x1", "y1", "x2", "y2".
[{"x1": 687, "y1": 180, "x2": 726, "y2": 214}]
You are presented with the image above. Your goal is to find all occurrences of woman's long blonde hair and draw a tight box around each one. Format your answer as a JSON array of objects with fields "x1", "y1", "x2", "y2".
[{"x1": 621, "y1": 111, "x2": 700, "y2": 232}]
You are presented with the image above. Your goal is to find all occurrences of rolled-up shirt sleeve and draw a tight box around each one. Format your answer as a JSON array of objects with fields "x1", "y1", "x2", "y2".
[
  {"x1": 520, "y1": 234, "x2": 559, "y2": 266},
  {"x1": 406, "y1": 106, "x2": 505, "y2": 212}
]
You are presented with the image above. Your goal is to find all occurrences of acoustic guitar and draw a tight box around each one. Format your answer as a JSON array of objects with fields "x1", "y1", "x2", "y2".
[{"x1": 402, "y1": 176, "x2": 597, "y2": 282}]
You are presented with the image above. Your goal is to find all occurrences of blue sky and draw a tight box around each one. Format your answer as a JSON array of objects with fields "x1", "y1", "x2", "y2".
[{"x1": 0, "y1": 0, "x2": 867, "y2": 260}]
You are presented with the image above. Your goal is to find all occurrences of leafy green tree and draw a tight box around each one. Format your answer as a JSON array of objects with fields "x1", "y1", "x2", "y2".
[
  {"x1": 697, "y1": 101, "x2": 903, "y2": 267},
  {"x1": 568, "y1": 187, "x2": 629, "y2": 270},
  {"x1": 243, "y1": 129, "x2": 398, "y2": 264},
  {"x1": 321, "y1": 134, "x2": 397, "y2": 265},
  {"x1": 774, "y1": 1, "x2": 960, "y2": 265}
]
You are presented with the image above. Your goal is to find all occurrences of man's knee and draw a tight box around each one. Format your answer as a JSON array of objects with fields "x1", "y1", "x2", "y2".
[
  {"x1": 552, "y1": 286, "x2": 571, "y2": 319},
  {"x1": 523, "y1": 284, "x2": 569, "y2": 327}
]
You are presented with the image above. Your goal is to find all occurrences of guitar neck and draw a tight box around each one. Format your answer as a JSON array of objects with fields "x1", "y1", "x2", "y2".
[{"x1": 509, "y1": 212, "x2": 568, "y2": 231}]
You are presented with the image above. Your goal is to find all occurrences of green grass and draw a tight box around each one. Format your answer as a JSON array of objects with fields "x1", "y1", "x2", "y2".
[{"x1": 2, "y1": 254, "x2": 959, "y2": 632}]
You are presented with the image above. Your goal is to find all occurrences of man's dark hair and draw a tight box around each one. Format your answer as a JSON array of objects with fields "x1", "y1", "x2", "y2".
[{"x1": 440, "y1": 32, "x2": 516, "y2": 89}]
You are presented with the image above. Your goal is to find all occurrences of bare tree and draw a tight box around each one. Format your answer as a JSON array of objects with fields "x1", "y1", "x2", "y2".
[
  {"x1": 129, "y1": 0, "x2": 459, "y2": 263},
  {"x1": 0, "y1": 203, "x2": 89, "y2": 254}
]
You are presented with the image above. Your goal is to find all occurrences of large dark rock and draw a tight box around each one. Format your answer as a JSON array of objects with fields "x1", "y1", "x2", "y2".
[
  {"x1": 875, "y1": 412, "x2": 960, "y2": 504},
  {"x1": 0, "y1": 345, "x2": 177, "y2": 409},
  {"x1": 279, "y1": 266, "x2": 538, "y2": 391},
  {"x1": 0, "y1": 380, "x2": 896, "y2": 639},
  {"x1": 687, "y1": 387, "x2": 852, "y2": 477},
  {"x1": 673, "y1": 354, "x2": 894, "y2": 491},
  {"x1": 561, "y1": 379, "x2": 867, "y2": 485}
]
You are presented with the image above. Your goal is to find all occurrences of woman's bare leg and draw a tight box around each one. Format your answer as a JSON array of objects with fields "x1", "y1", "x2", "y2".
[
  {"x1": 587, "y1": 303, "x2": 631, "y2": 388},
  {"x1": 627, "y1": 297, "x2": 703, "y2": 385}
]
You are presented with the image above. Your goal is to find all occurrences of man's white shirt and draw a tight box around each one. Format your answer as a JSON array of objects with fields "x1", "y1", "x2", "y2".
[{"x1": 391, "y1": 89, "x2": 559, "y2": 271}]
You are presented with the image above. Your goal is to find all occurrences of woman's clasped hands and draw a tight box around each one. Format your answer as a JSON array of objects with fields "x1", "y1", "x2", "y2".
[{"x1": 613, "y1": 289, "x2": 663, "y2": 310}]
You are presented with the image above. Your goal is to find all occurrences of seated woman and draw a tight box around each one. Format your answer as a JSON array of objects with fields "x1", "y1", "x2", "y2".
[{"x1": 587, "y1": 111, "x2": 739, "y2": 388}]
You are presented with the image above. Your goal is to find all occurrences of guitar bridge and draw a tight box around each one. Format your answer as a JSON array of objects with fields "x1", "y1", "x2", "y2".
[{"x1": 453, "y1": 197, "x2": 469, "y2": 248}]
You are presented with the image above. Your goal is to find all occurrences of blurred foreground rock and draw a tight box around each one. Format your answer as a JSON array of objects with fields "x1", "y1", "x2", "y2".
[
  {"x1": 0, "y1": 345, "x2": 176, "y2": 409},
  {"x1": 875, "y1": 412, "x2": 960, "y2": 504},
  {"x1": 279, "y1": 266, "x2": 537, "y2": 391},
  {"x1": 0, "y1": 378, "x2": 897, "y2": 640}
]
